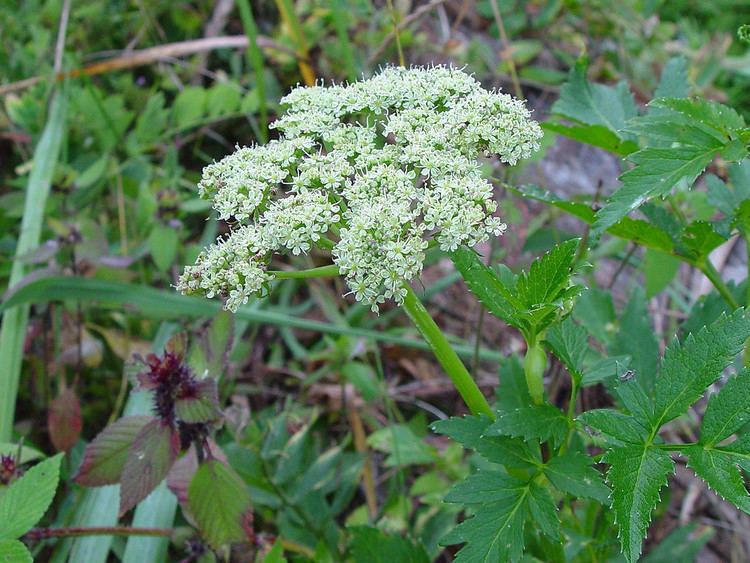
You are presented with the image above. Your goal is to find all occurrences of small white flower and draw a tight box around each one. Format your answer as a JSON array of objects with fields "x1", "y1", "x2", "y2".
[{"x1": 178, "y1": 65, "x2": 542, "y2": 312}]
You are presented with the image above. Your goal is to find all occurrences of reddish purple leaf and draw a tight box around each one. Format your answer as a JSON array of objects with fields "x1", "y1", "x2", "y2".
[
  {"x1": 119, "y1": 419, "x2": 180, "y2": 515},
  {"x1": 74, "y1": 415, "x2": 152, "y2": 487},
  {"x1": 48, "y1": 387, "x2": 82, "y2": 452},
  {"x1": 175, "y1": 378, "x2": 220, "y2": 423}
]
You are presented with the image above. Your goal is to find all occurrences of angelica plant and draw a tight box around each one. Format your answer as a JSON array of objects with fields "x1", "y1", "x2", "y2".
[{"x1": 178, "y1": 65, "x2": 542, "y2": 416}]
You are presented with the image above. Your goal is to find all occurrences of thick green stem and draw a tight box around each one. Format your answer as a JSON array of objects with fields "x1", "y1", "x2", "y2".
[
  {"x1": 700, "y1": 260, "x2": 740, "y2": 310},
  {"x1": 270, "y1": 264, "x2": 340, "y2": 279},
  {"x1": 401, "y1": 283, "x2": 494, "y2": 418}
]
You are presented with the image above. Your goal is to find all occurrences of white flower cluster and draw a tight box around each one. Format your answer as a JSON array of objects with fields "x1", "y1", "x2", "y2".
[{"x1": 178, "y1": 66, "x2": 542, "y2": 312}]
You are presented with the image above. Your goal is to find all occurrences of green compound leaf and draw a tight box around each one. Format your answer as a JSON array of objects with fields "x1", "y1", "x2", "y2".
[
  {"x1": 348, "y1": 526, "x2": 430, "y2": 563},
  {"x1": 445, "y1": 471, "x2": 528, "y2": 505},
  {"x1": 449, "y1": 246, "x2": 522, "y2": 327},
  {"x1": 515, "y1": 238, "x2": 579, "y2": 309},
  {"x1": 544, "y1": 317, "x2": 588, "y2": 382},
  {"x1": 0, "y1": 453, "x2": 63, "y2": 540},
  {"x1": 652, "y1": 310, "x2": 750, "y2": 432},
  {"x1": 595, "y1": 98, "x2": 748, "y2": 233},
  {"x1": 443, "y1": 477, "x2": 529, "y2": 562},
  {"x1": 527, "y1": 481, "x2": 560, "y2": 540},
  {"x1": 551, "y1": 58, "x2": 637, "y2": 136},
  {"x1": 542, "y1": 122, "x2": 638, "y2": 156},
  {"x1": 475, "y1": 436, "x2": 541, "y2": 470},
  {"x1": 595, "y1": 143, "x2": 722, "y2": 233},
  {"x1": 700, "y1": 370, "x2": 750, "y2": 447},
  {"x1": 605, "y1": 444, "x2": 674, "y2": 563},
  {"x1": 685, "y1": 446, "x2": 750, "y2": 513},
  {"x1": 544, "y1": 451, "x2": 610, "y2": 504},
  {"x1": 578, "y1": 409, "x2": 648, "y2": 444},
  {"x1": 74, "y1": 415, "x2": 153, "y2": 487},
  {"x1": 487, "y1": 404, "x2": 568, "y2": 448},
  {"x1": 0, "y1": 539, "x2": 32, "y2": 563},
  {"x1": 188, "y1": 459, "x2": 253, "y2": 549},
  {"x1": 451, "y1": 240, "x2": 580, "y2": 340},
  {"x1": 119, "y1": 419, "x2": 180, "y2": 516},
  {"x1": 430, "y1": 414, "x2": 492, "y2": 450}
]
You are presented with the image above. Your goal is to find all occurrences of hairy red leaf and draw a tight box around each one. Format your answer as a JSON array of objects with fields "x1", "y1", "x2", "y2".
[
  {"x1": 74, "y1": 415, "x2": 152, "y2": 487},
  {"x1": 119, "y1": 419, "x2": 179, "y2": 515}
]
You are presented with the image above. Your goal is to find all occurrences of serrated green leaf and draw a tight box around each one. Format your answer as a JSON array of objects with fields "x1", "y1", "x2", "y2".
[
  {"x1": 544, "y1": 451, "x2": 610, "y2": 503},
  {"x1": 449, "y1": 246, "x2": 522, "y2": 327},
  {"x1": 476, "y1": 436, "x2": 541, "y2": 469},
  {"x1": 516, "y1": 239, "x2": 579, "y2": 307},
  {"x1": 119, "y1": 419, "x2": 179, "y2": 515},
  {"x1": 652, "y1": 311, "x2": 750, "y2": 431},
  {"x1": 552, "y1": 58, "x2": 637, "y2": 136},
  {"x1": 685, "y1": 446, "x2": 750, "y2": 513},
  {"x1": 578, "y1": 409, "x2": 648, "y2": 444},
  {"x1": 430, "y1": 415, "x2": 492, "y2": 450},
  {"x1": 595, "y1": 144, "x2": 723, "y2": 233},
  {"x1": 445, "y1": 471, "x2": 526, "y2": 505},
  {"x1": 544, "y1": 318, "x2": 587, "y2": 381},
  {"x1": 0, "y1": 453, "x2": 63, "y2": 539},
  {"x1": 653, "y1": 57, "x2": 690, "y2": 100},
  {"x1": 676, "y1": 221, "x2": 727, "y2": 264},
  {"x1": 701, "y1": 370, "x2": 750, "y2": 446},
  {"x1": 348, "y1": 527, "x2": 430, "y2": 563},
  {"x1": 188, "y1": 459, "x2": 253, "y2": 549},
  {"x1": 74, "y1": 416, "x2": 153, "y2": 487},
  {"x1": 613, "y1": 286, "x2": 659, "y2": 393},
  {"x1": 652, "y1": 98, "x2": 746, "y2": 139},
  {"x1": 0, "y1": 539, "x2": 32, "y2": 563},
  {"x1": 527, "y1": 481, "x2": 560, "y2": 539},
  {"x1": 581, "y1": 355, "x2": 631, "y2": 387},
  {"x1": 496, "y1": 356, "x2": 533, "y2": 412},
  {"x1": 443, "y1": 484, "x2": 529, "y2": 562},
  {"x1": 508, "y1": 185, "x2": 675, "y2": 254},
  {"x1": 542, "y1": 122, "x2": 638, "y2": 156},
  {"x1": 605, "y1": 444, "x2": 674, "y2": 562},
  {"x1": 487, "y1": 405, "x2": 568, "y2": 447}
]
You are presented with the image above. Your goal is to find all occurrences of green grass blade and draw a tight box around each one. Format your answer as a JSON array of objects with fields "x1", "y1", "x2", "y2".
[
  {"x1": 0, "y1": 276, "x2": 504, "y2": 362},
  {"x1": 0, "y1": 91, "x2": 66, "y2": 442},
  {"x1": 236, "y1": 0, "x2": 268, "y2": 142},
  {"x1": 330, "y1": 0, "x2": 358, "y2": 82}
]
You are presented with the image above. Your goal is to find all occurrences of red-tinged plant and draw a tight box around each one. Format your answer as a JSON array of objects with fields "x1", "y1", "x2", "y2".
[{"x1": 74, "y1": 347, "x2": 222, "y2": 515}]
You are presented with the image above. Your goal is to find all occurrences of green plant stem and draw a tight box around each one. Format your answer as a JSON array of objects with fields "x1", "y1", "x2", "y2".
[
  {"x1": 270, "y1": 264, "x2": 340, "y2": 279},
  {"x1": 25, "y1": 527, "x2": 172, "y2": 540},
  {"x1": 699, "y1": 260, "x2": 739, "y2": 310},
  {"x1": 559, "y1": 378, "x2": 580, "y2": 455},
  {"x1": 401, "y1": 283, "x2": 493, "y2": 418}
]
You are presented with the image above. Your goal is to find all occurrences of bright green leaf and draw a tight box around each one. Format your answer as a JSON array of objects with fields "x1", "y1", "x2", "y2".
[
  {"x1": 0, "y1": 453, "x2": 63, "y2": 540},
  {"x1": 0, "y1": 539, "x2": 32, "y2": 563},
  {"x1": 188, "y1": 459, "x2": 253, "y2": 549},
  {"x1": 685, "y1": 446, "x2": 750, "y2": 513},
  {"x1": 544, "y1": 451, "x2": 610, "y2": 503},
  {"x1": 605, "y1": 444, "x2": 674, "y2": 562},
  {"x1": 700, "y1": 370, "x2": 750, "y2": 446}
]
